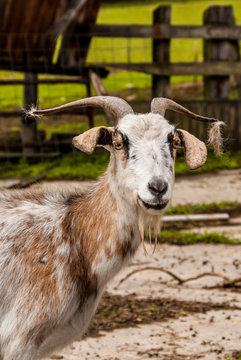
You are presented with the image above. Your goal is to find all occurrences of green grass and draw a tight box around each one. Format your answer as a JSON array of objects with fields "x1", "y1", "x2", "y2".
[
  {"x1": 175, "y1": 149, "x2": 241, "y2": 175},
  {"x1": 0, "y1": 149, "x2": 240, "y2": 180},
  {"x1": 225, "y1": 355, "x2": 241, "y2": 360},
  {"x1": 166, "y1": 201, "x2": 238, "y2": 215},
  {"x1": 0, "y1": 151, "x2": 110, "y2": 180},
  {"x1": 159, "y1": 229, "x2": 241, "y2": 245}
]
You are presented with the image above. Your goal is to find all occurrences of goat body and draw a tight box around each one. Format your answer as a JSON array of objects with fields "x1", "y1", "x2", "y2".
[
  {"x1": 0, "y1": 96, "x2": 221, "y2": 359},
  {"x1": 0, "y1": 172, "x2": 141, "y2": 359}
]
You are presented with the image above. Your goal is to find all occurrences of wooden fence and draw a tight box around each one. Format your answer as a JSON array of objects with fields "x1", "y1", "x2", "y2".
[
  {"x1": 82, "y1": 4, "x2": 241, "y2": 149},
  {"x1": 1, "y1": 4, "x2": 241, "y2": 156}
]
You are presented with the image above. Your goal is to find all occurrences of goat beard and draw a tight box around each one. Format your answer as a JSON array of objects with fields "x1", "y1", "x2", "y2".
[{"x1": 138, "y1": 207, "x2": 163, "y2": 255}]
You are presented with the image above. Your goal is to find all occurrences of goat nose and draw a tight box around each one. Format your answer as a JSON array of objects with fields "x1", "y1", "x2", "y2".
[{"x1": 148, "y1": 178, "x2": 168, "y2": 197}]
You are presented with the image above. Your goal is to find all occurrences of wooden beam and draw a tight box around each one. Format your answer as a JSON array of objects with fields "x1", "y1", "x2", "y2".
[
  {"x1": 0, "y1": 62, "x2": 109, "y2": 78},
  {"x1": 22, "y1": 73, "x2": 38, "y2": 154},
  {"x1": 50, "y1": 0, "x2": 88, "y2": 37},
  {"x1": 93, "y1": 62, "x2": 241, "y2": 76},
  {"x1": 0, "y1": 78, "x2": 89, "y2": 85},
  {"x1": 74, "y1": 23, "x2": 241, "y2": 40},
  {"x1": 203, "y1": 6, "x2": 238, "y2": 100},
  {"x1": 152, "y1": 5, "x2": 170, "y2": 98}
]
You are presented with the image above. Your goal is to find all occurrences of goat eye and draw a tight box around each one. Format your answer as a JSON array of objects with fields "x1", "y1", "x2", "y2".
[
  {"x1": 115, "y1": 142, "x2": 124, "y2": 150},
  {"x1": 173, "y1": 140, "x2": 180, "y2": 149},
  {"x1": 173, "y1": 133, "x2": 182, "y2": 149}
]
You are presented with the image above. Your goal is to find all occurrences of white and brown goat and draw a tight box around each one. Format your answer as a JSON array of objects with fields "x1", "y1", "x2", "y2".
[{"x1": 0, "y1": 96, "x2": 222, "y2": 359}]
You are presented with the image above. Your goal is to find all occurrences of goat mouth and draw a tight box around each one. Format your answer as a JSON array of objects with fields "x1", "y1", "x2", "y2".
[{"x1": 138, "y1": 197, "x2": 168, "y2": 211}]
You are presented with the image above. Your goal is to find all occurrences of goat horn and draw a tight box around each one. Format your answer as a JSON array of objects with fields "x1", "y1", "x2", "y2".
[
  {"x1": 151, "y1": 97, "x2": 217, "y2": 123},
  {"x1": 26, "y1": 96, "x2": 134, "y2": 120},
  {"x1": 151, "y1": 97, "x2": 225, "y2": 155}
]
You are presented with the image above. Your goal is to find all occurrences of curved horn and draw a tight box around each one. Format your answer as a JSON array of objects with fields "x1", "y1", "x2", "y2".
[
  {"x1": 26, "y1": 96, "x2": 134, "y2": 120},
  {"x1": 151, "y1": 97, "x2": 217, "y2": 123},
  {"x1": 151, "y1": 97, "x2": 224, "y2": 155}
]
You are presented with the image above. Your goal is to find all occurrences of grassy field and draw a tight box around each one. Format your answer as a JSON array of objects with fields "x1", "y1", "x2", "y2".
[
  {"x1": 1, "y1": 0, "x2": 241, "y2": 110},
  {"x1": 0, "y1": 149, "x2": 240, "y2": 180}
]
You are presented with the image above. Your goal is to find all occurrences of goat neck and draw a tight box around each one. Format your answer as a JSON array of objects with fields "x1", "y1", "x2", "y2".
[{"x1": 65, "y1": 171, "x2": 140, "y2": 290}]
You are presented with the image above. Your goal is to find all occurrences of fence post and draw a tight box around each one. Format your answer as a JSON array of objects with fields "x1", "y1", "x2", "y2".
[
  {"x1": 152, "y1": 5, "x2": 171, "y2": 98},
  {"x1": 86, "y1": 81, "x2": 94, "y2": 128},
  {"x1": 21, "y1": 72, "x2": 38, "y2": 154},
  {"x1": 203, "y1": 6, "x2": 239, "y2": 99}
]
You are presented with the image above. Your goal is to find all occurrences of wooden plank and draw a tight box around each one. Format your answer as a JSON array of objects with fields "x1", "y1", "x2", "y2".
[
  {"x1": 60, "y1": 0, "x2": 101, "y2": 66},
  {"x1": 73, "y1": 23, "x2": 241, "y2": 39},
  {"x1": 0, "y1": 153, "x2": 61, "y2": 160},
  {"x1": 22, "y1": 72, "x2": 38, "y2": 155},
  {"x1": 50, "y1": 0, "x2": 88, "y2": 36},
  {"x1": 152, "y1": 5, "x2": 170, "y2": 98},
  {"x1": 0, "y1": 78, "x2": 89, "y2": 85},
  {"x1": 0, "y1": 62, "x2": 109, "y2": 77},
  {"x1": 93, "y1": 62, "x2": 241, "y2": 76},
  {"x1": 203, "y1": 6, "x2": 238, "y2": 100},
  {"x1": 0, "y1": 0, "x2": 60, "y2": 61}
]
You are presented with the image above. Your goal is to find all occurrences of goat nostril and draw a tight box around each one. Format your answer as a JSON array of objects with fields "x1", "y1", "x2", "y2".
[{"x1": 148, "y1": 179, "x2": 168, "y2": 197}]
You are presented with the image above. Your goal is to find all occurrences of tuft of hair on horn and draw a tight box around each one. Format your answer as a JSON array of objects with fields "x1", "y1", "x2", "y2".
[
  {"x1": 23, "y1": 106, "x2": 43, "y2": 119},
  {"x1": 207, "y1": 120, "x2": 225, "y2": 155}
]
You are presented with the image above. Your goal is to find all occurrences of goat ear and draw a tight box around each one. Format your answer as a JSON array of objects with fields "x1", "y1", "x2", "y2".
[
  {"x1": 175, "y1": 129, "x2": 207, "y2": 169},
  {"x1": 72, "y1": 126, "x2": 114, "y2": 154}
]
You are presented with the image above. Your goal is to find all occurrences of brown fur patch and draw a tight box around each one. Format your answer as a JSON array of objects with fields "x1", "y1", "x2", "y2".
[{"x1": 61, "y1": 174, "x2": 120, "y2": 301}]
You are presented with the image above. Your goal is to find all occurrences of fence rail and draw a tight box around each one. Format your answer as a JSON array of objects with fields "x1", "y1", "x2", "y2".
[
  {"x1": 93, "y1": 62, "x2": 241, "y2": 76},
  {"x1": 74, "y1": 24, "x2": 241, "y2": 40},
  {"x1": 0, "y1": 4, "x2": 241, "y2": 157}
]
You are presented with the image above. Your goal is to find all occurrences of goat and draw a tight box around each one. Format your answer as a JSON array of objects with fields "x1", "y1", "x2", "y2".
[{"x1": 0, "y1": 96, "x2": 223, "y2": 360}]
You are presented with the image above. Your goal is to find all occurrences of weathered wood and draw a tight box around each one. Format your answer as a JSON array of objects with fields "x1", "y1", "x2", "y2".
[
  {"x1": 86, "y1": 81, "x2": 94, "y2": 128},
  {"x1": 0, "y1": 61, "x2": 108, "y2": 78},
  {"x1": 50, "y1": 0, "x2": 89, "y2": 37},
  {"x1": 152, "y1": 5, "x2": 170, "y2": 98},
  {"x1": 73, "y1": 23, "x2": 241, "y2": 40},
  {"x1": 0, "y1": 0, "x2": 102, "y2": 63},
  {"x1": 0, "y1": 131, "x2": 45, "y2": 145},
  {"x1": 93, "y1": 62, "x2": 241, "y2": 76},
  {"x1": 60, "y1": 0, "x2": 102, "y2": 67},
  {"x1": 22, "y1": 72, "x2": 38, "y2": 155},
  {"x1": 0, "y1": 78, "x2": 89, "y2": 85},
  {"x1": 89, "y1": 69, "x2": 115, "y2": 126},
  {"x1": 204, "y1": 6, "x2": 238, "y2": 99},
  {"x1": 0, "y1": 0, "x2": 60, "y2": 61}
]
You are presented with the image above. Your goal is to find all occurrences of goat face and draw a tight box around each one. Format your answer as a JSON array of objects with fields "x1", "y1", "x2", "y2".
[
  {"x1": 74, "y1": 114, "x2": 179, "y2": 215},
  {"x1": 73, "y1": 110, "x2": 208, "y2": 215},
  {"x1": 113, "y1": 113, "x2": 175, "y2": 214}
]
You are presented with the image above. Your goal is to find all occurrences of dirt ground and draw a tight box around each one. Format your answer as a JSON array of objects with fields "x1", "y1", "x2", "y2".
[
  {"x1": 1, "y1": 169, "x2": 241, "y2": 360},
  {"x1": 44, "y1": 243, "x2": 241, "y2": 360}
]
